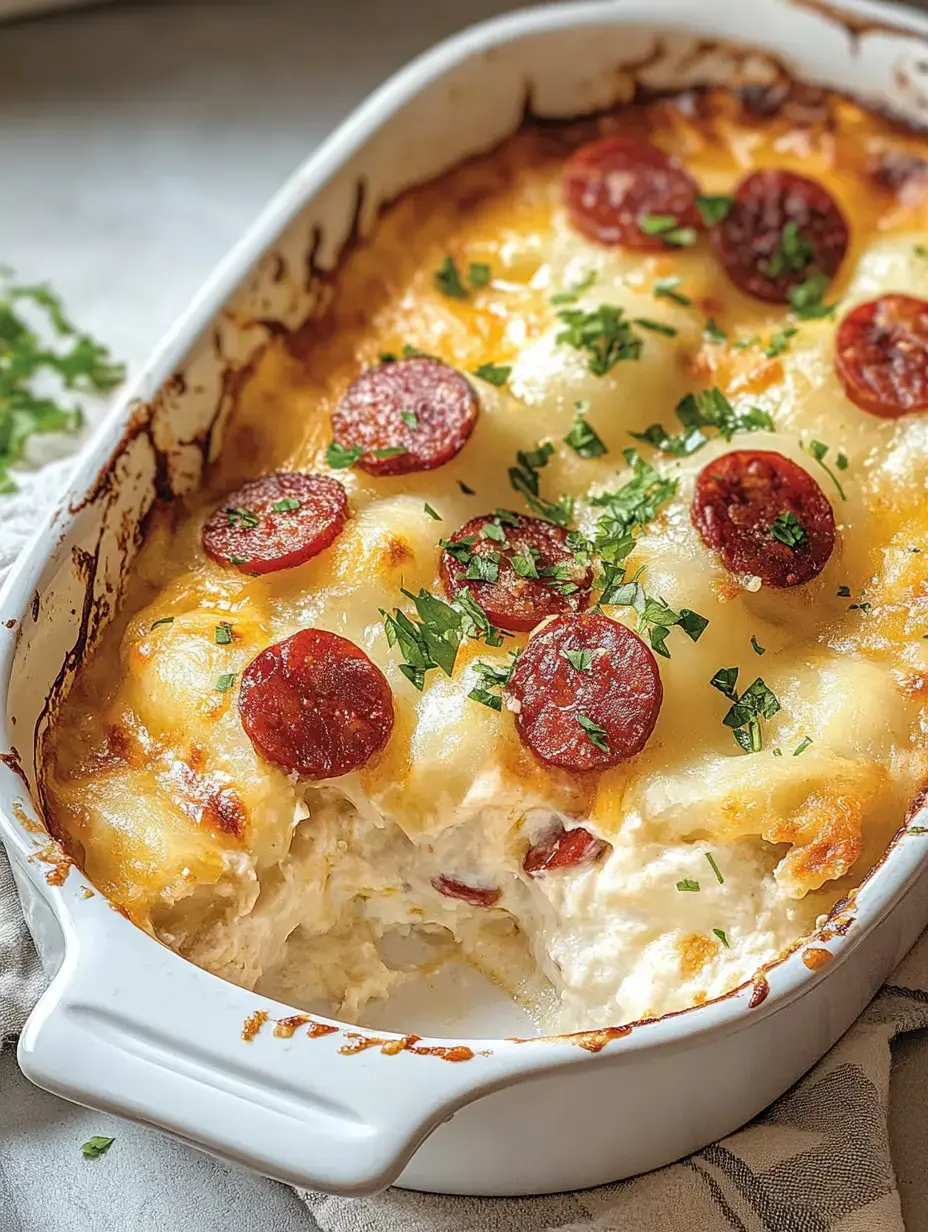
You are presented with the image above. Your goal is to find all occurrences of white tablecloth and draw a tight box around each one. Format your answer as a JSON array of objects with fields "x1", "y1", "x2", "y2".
[{"x1": 4, "y1": 3, "x2": 928, "y2": 1229}]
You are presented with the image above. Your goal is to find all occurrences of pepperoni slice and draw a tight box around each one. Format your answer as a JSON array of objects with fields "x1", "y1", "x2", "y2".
[
  {"x1": 431, "y1": 875, "x2": 501, "y2": 908},
  {"x1": 523, "y1": 825, "x2": 610, "y2": 876},
  {"x1": 508, "y1": 612, "x2": 663, "y2": 773},
  {"x1": 203, "y1": 473, "x2": 347, "y2": 575},
  {"x1": 440, "y1": 513, "x2": 593, "y2": 634},
  {"x1": 835, "y1": 295, "x2": 928, "y2": 418},
  {"x1": 239, "y1": 629, "x2": 394, "y2": 780},
  {"x1": 331, "y1": 357, "x2": 478, "y2": 477},
  {"x1": 691, "y1": 450, "x2": 835, "y2": 588},
  {"x1": 563, "y1": 136, "x2": 701, "y2": 250},
  {"x1": 711, "y1": 169, "x2": 848, "y2": 302}
]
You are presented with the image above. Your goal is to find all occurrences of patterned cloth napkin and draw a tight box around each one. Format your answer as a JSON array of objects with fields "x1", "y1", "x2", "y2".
[{"x1": 2, "y1": 458, "x2": 927, "y2": 1231}]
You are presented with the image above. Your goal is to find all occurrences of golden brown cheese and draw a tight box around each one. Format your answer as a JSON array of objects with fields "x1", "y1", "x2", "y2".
[{"x1": 42, "y1": 86, "x2": 928, "y2": 1029}]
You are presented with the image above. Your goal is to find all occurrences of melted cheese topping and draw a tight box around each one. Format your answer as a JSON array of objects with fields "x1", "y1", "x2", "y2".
[{"x1": 44, "y1": 89, "x2": 928, "y2": 1032}]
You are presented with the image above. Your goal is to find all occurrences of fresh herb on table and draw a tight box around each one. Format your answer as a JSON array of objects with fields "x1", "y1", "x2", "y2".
[
  {"x1": 710, "y1": 667, "x2": 781, "y2": 753},
  {"x1": 80, "y1": 1136, "x2": 115, "y2": 1159},
  {"x1": 0, "y1": 275, "x2": 124, "y2": 493}
]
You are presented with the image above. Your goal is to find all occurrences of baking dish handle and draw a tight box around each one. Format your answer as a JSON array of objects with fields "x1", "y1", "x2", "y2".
[{"x1": 16, "y1": 902, "x2": 540, "y2": 1195}]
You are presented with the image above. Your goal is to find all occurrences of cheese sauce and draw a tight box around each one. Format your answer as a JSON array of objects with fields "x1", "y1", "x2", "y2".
[{"x1": 43, "y1": 87, "x2": 928, "y2": 1032}]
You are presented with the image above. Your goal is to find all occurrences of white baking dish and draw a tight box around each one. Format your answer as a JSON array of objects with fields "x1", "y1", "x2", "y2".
[{"x1": 4, "y1": 0, "x2": 928, "y2": 1198}]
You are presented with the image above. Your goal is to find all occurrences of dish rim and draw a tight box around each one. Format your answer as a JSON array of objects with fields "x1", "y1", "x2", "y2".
[{"x1": 2, "y1": 0, "x2": 928, "y2": 1062}]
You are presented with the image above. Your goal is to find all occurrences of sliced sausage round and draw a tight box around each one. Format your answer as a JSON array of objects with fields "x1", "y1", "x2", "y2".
[
  {"x1": 508, "y1": 612, "x2": 663, "y2": 773},
  {"x1": 331, "y1": 357, "x2": 478, "y2": 477},
  {"x1": 523, "y1": 824, "x2": 610, "y2": 876},
  {"x1": 203, "y1": 473, "x2": 348, "y2": 575},
  {"x1": 431, "y1": 875, "x2": 501, "y2": 908},
  {"x1": 835, "y1": 294, "x2": 928, "y2": 417},
  {"x1": 239, "y1": 629, "x2": 394, "y2": 780},
  {"x1": 711, "y1": 169, "x2": 848, "y2": 302},
  {"x1": 691, "y1": 450, "x2": 835, "y2": 588},
  {"x1": 440, "y1": 512, "x2": 593, "y2": 634},
  {"x1": 563, "y1": 136, "x2": 701, "y2": 250}
]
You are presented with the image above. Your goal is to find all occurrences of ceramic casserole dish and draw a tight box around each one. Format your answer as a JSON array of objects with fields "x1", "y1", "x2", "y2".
[{"x1": 5, "y1": 0, "x2": 928, "y2": 1198}]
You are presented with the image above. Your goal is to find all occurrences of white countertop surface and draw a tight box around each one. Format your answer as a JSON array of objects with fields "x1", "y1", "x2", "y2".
[{"x1": 4, "y1": 2, "x2": 928, "y2": 1229}]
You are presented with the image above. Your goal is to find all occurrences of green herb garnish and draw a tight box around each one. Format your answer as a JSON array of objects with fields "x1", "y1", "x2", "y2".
[
  {"x1": 634, "y1": 317, "x2": 677, "y2": 338},
  {"x1": 468, "y1": 262, "x2": 492, "y2": 288},
  {"x1": 508, "y1": 441, "x2": 573, "y2": 526},
  {"x1": 434, "y1": 255, "x2": 468, "y2": 299},
  {"x1": 468, "y1": 649, "x2": 520, "y2": 711},
  {"x1": 150, "y1": 616, "x2": 174, "y2": 630},
  {"x1": 788, "y1": 273, "x2": 836, "y2": 320},
  {"x1": 563, "y1": 401, "x2": 607, "y2": 459},
  {"x1": 705, "y1": 853, "x2": 724, "y2": 884},
  {"x1": 710, "y1": 667, "x2": 781, "y2": 753},
  {"x1": 713, "y1": 928, "x2": 730, "y2": 948},
  {"x1": 214, "y1": 622, "x2": 233, "y2": 645},
  {"x1": 638, "y1": 214, "x2": 697, "y2": 246},
  {"x1": 382, "y1": 587, "x2": 504, "y2": 691},
  {"x1": 676, "y1": 878, "x2": 700, "y2": 892},
  {"x1": 793, "y1": 736, "x2": 813, "y2": 756},
  {"x1": 806, "y1": 439, "x2": 847, "y2": 500},
  {"x1": 837, "y1": 585, "x2": 851, "y2": 598},
  {"x1": 704, "y1": 318, "x2": 727, "y2": 343},
  {"x1": 764, "y1": 327, "x2": 798, "y2": 358},
  {"x1": 771, "y1": 511, "x2": 807, "y2": 549},
  {"x1": 472, "y1": 362, "x2": 511, "y2": 387},
  {"x1": 401, "y1": 410, "x2": 418, "y2": 429},
  {"x1": 225, "y1": 507, "x2": 259, "y2": 530},
  {"x1": 556, "y1": 305, "x2": 645, "y2": 375},
  {"x1": 326, "y1": 441, "x2": 364, "y2": 469},
  {"x1": 458, "y1": 480, "x2": 475, "y2": 495},
  {"x1": 654, "y1": 276, "x2": 691, "y2": 306},
  {"x1": 216, "y1": 673, "x2": 236, "y2": 693},
  {"x1": 695, "y1": 195, "x2": 734, "y2": 226},
  {"x1": 272, "y1": 497, "x2": 301, "y2": 513},
  {"x1": 631, "y1": 386, "x2": 773, "y2": 457},
  {"x1": 80, "y1": 1136, "x2": 115, "y2": 1159},
  {"x1": 766, "y1": 221, "x2": 814, "y2": 279},
  {"x1": 750, "y1": 635, "x2": 766, "y2": 656},
  {"x1": 578, "y1": 713, "x2": 610, "y2": 752},
  {"x1": 424, "y1": 503, "x2": 441, "y2": 521},
  {"x1": 550, "y1": 270, "x2": 596, "y2": 306},
  {"x1": 561, "y1": 647, "x2": 593, "y2": 673}
]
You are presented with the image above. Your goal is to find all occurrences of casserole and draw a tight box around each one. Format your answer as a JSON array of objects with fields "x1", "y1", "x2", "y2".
[{"x1": 5, "y1": 0, "x2": 928, "y2": 1197}]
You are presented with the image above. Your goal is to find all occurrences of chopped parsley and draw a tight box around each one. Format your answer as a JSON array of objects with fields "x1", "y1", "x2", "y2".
[
  {"x1": 634, "y1": 317, "x2": 677, "y2": 338},
  {"x1": 750, "y1": 635, "x2": 766, "y2": 656},
  {"x1": 771, "y1": 510, "x2": 807, "y2": 549},
  {"x1": 837, "y1": 585, "x2": 851, "y2": 598},
  {"x1": 472, "y1": 362, "x2": 511, "y2": 387},
  {"x1": 400, "y1": 410, "x2": 418, "y2": 429},
  {"x1": 638, "y1": 213, "x2": 697, "y2": 247},
  {"x1": 849, "y1": 601, "x2": 872, "y2": 612},
  {"x1": 80, "y1": 1136, "x2": 115, "y2": 1159},
  {"x1": 676, "y1": 878, "x2": 700, "y2": 892},
  {"x1": 788, "y1": 273, "x2": 836, "y2": 320},
  {"x1": 766, "y1": 221, "x2": 813, "y2": 279},
  {"x1": 424, "y1": 503, "x2": 441, "y2": 520},
  {"x1": 705, "y1": 852, "x2": 724, "y2": 884},
  {"x1": 326, "y1": 441, "x2": 364, "y2": 469},
  {"x1": 550, "y1": 270, "x2": 596, "y2": 306},
  {"x1": 372, "y1": 446, "x2": 407, "y2": 459},
  {"x1": 434, "y1": 255, "x2": 468, "y2": 299},
  {"x1": 793, "y1": 736, "x2": 813, "y2": 756},
  {"x1": 226, "y1": 507, "x2": 259, "y2": 530},
  {"x1": 806, "y1": 439, "x2": 847, "y2": 501},
  {"x1": 379, "y1": 351, "x2": 397, "y2": 363},
  {"x1": 468, "y1": 650, "x2": 520, "y2": 711},
  {"x1": 713, "y1": 928, "x2": 731, "y2": 948},
  {"x1": 916, "y1": 245, "x2": 928, "y2": 259},
  {"x1": 479, "y1": 521, "x2": 507, "y2": 543},
  {"x1": 214, "y1": 621, "x2": 233, "y2": 645},
  {"x1": 710, "y1": 667, "x2": 781, "y2": 753},
  {"x1": 653, "y1": 275, "x2": 691, "y2": 306},
  {"x1": 555, "y1": 305, "x2": 644, "y2": 375},
  {"x1": 150, "y1": 616, "x2": 174, "y2": 630},
  {"x1": 704, "y1": 318, "x2": 727, "y2": 344},
  {"x1": 563, "y1": 400, "x2": 607, "y2": 459},
  {"x1": 0, "y1": 275, "x2": 125, "y2": 492},
  {"x1": 216, "y1": 673, "x2": 236, "y2": 693},
  {"x1": 458, "y1": 480, "x2": 475, "y2": 495},
  {"x1": 271, "y1": 497, "x2": 301, "y2": 513},
  {"x1": 733, "y1": 335, "x2": 761, "y2": 350},
  {"x1": 401, "y1": 343, "x2": 440, "y2": 361},
  {"x1": 439, "y1": 534, "x2": 476, "y2": 564},
  {"x1": 561, "y1": 647, "x2": 593, "y2": 672},
  {"x1": 695, "y1": 194, "x2": 734, "y2": 226},
  {"x1": 508, "y1": 441, "x2": 573, "y2": 526},
  {"x1": 382, "y1": 587, "x2": 503, "y2": 691},
  {"x1": 467, "y1": 261, "x2": 492, "y2": 287},
  {"x1": 631, "y1": 386, "x2": 773, "y2": 457},
  {"x1": 465, "y1": 554, "x2": 500, "y2": 583},
  {"x1": 764, "y1": 327, "x2": 798, "y2": 358},
  {"x1": 578, "y1": 713, "x2": 610, "y2": 752}
]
